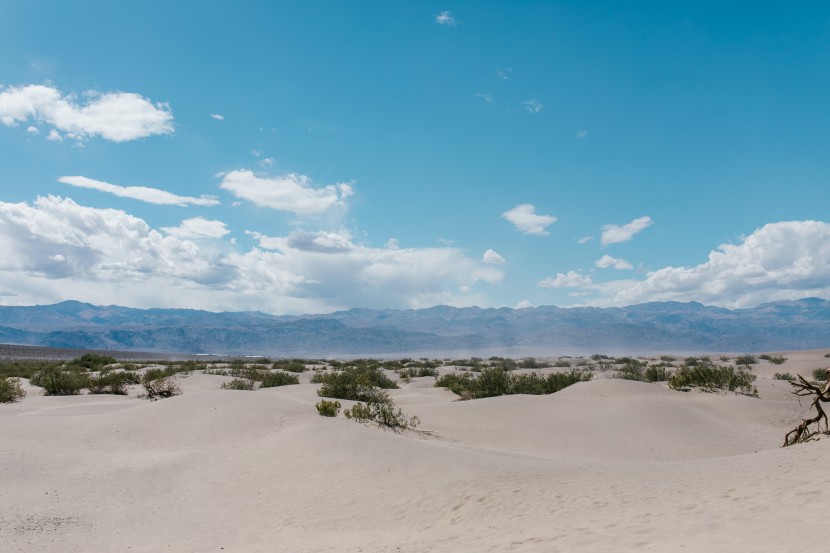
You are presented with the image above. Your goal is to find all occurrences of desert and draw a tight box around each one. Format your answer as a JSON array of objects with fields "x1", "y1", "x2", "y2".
[{"x1": 2, "y1": 350, "x2": 829, "y2": 552}]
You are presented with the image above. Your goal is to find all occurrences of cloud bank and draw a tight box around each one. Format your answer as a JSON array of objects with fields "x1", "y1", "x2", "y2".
[{"x1": 0, "y1": 84, "x2": 173, "y2": 142}]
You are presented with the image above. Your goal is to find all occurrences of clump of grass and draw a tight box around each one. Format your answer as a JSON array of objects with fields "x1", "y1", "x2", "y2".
[
  {"x1": 316, "y1": 399, "x2": 341, "y2": 417},
  {"x1": 812, "y1": 368, "x2": 828, "y2": 382},
  {"x1": 668, "y1": 362, "x2": 757, "y2": 396},
  {"x1": 759, "y1": 354, "x2": 787, "y2": 365},
  {"x1": 773, "y1": 372, "x2": 796, "y2": 381},
  {"x1": 0, "y1": 376, "x2": 26, "y2": 403},
  {"x1": 87, "y1": 370, "x2": 139, "y2": 395}
]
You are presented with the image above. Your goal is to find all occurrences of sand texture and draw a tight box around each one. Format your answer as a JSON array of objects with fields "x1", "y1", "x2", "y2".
[{"x1": 2, "y1": 351, "x2": 830, "y2": 552}]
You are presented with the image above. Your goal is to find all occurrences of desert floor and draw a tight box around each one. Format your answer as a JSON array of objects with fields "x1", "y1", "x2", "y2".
[{"x1": 2, "y1": 350, "x2": 829, "y2": 552}]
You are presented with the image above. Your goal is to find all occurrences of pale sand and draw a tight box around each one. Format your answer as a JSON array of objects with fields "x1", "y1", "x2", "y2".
[{"x1": 2, "y1": 352, "x2": 829, "y2": 552}]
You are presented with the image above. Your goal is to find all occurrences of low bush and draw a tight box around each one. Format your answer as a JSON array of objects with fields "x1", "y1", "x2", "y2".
[
  {"x1": 344, "y1": 394, "x2": 419, "y2": 431},
  {"x1": 273, "y1": 360, "x2": 308, "y2": 373},
  {"x1": 812, "y1": 368, "x2": 829, "y2": 382},
  {"x1": 141, "y1": 371, "x2": 181, "y2": 400},
  {"x1": 259, "y1": 371, "x2": 300, "y2": 388},
  {"x1": 659, "y1": 355, "x2": 676, "y2": 362},
  {"x1": 69, "y1": 353, "x2": 117, "y2": 370},
  {"x1": 735, "y1": 354, "x2": 758, "y2": 366},
  {"x1": 0, "y1": 377, "x2": 25, "y2": 403},
  {"x1": 435, "y1": 368, "x2": 592, "y2": 399},
  {"x1": 773, "y1": 372, "x2": 796, "y2": 381},
  {"x1": 87, "y1": 370, "x2": 139, "y2": 395},
  {"x1": 221, "y1": 378, "x2": 256, "y2": 390},
  {"x1": 614, "y1": 360, "x2": 673, "y2": 382},
  {"x1": 313, "y1": 366, "x2": 398, "y2": 401},
  {"x1": 30, "y1": 367, "x2": 89, "y2": 396},
  {"x1": 316, "y1": 399, "x2": 341, "y2": 417},
  {"x1": 553, "y1": 359, "x2": 572, "y2": 368},
  {"x1": 668, "y1": 362, "x2": 756, "y2": 396}
]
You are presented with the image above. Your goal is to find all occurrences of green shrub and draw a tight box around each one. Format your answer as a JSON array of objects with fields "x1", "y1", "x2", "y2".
[
  {"x1": 344, "y1": 394, "x2": 419, "y2": 431},
  {"x1": 0, "y1": 377, "x2": 25, "y2": 403},
  {"x1": 812, "y1": 368, "x2": 829, "y2": 382},
  {"x1": 69, "y1": 353, "x2": 117, "y2": 370},
  {"x1": 259, "y1": 371, "x2": 300, "y2": 388},
  {"x1": 316, "y1": 399, "x2": 341, "y2": 417},
  {"x1": 141, "y1": 371, "x2": 181, "y2": 400},
  {"x1": 221, "y1": 378, "x2": 256, "y2": 390},
  {"x1": 313, "y1": 366, "x2": 398, "y2": 401},
  {"x1": 773, "y1": 372, "x2": 796, "y2": 381},
  {"x1": 643, "y1": 365, "x2": 673, "y2": 382},
  {"x1": 87, "y1": 370, "x2": 138, "y2": 395},
  {"x1": 435, "y1": 368, "x2": 592, "y2": 399},
  {"x1": 30, "y1": 367, "x2": 89, "y2": 396},
  {"x1": 735, "y1": 354, "x2": 757, "y2": 366},
  {"x1": 273, "y1": 360, "x2": 308, "y2": 373},
  {"x1": 553, "y1": 359, "x2": 572, "y2": 368},
  {"x1": 668, "y1": 362, "x2": 756, "y2": 396},
  {"x1": 659, "y1": 355, "x2": 676, "y2": 362},
  {"x1": 768, "y1": 356, "x2": 787, "y2": 365}
]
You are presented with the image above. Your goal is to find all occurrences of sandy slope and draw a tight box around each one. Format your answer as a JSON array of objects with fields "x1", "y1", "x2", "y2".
[{"x1": 2, "y1": 353, "x2": 829, "y2": 552}]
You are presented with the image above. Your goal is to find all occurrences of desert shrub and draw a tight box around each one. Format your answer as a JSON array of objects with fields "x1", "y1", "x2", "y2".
[
  {"x1": 69, "y1": 353, "x2": 117, "y2": 370},
  {"x1": 518, "y1": 357, "x2": 550, "y2": 369},
  {"x1": 0, "y1": 377, "x2": 26, "y2": 403},
  {"x1": 344, "y1": 394, "x2": 419, "y2": 431},
  {"x1": 87, "y1": 370, "x2": 139, "y2": 395},
  {"x1": 221, "y1": 378, "x2": 256, "y2": 390},
  {"x1": 812, "y1": 368, "x2": 828, "y2": 382},
  {"x1": 273, "y1": 360, "x2": 308, "y2": 373},
  {"x1": 314, "y1": 366, "x2": 397, "y2": 401},
  {"x1": 0, "y1": 359, "x2": 64, "y2": 380},
  {"x1": 553, "y1": 359, "x2": 572, "y2": 368},
  {"x1": 397, "y1": 366, "x2": 439, "y2": 381},
  {"x1": 735, "y1": 354, "x2": 757, "y2": 366},
  {"x1": 668, "y1": 362, "x2": 756, "y2": 396},
  {"x1": 659, "y1": 355, "x2": 676, "y2": 362},
  {"x1": 435, "y1": 368, "x2": 591, "y2": 399},
  {"x1": 141, "y1": 371, "x2": 181, "y2": 400},
  {"x1": 259, "y1": 371, "x2": 300, "y2": 388},
  {"x1": 316, "y1": 399, "x2": 341, "y2": 417},
  {"x1": 591, "y1": 354, "x2": 613, "y2": 361},
  {"x1": 613, "y1": 359, "x2": 648, "y2": 381},
  {"x1": 825, "y1": 353, "x2": 830, "y2": 358},
  {"x1": 720, "y1": 356, "x2": 730, "y2": 362},
  {"x1": 773, "y1": 372, "x2": 796, "y2": 381},
  {"x1": 488, "y1": 357, "x2": 518, "y2": 371},
  {"x1": 30, "y1": 367, "x2": 89, "y2": 395},
  {"x1": 643, "y1": 364, "x2": 673, "y2": 382},
  {"x1": 767, "y1": 356, "x2": 787, "y2": 365}
]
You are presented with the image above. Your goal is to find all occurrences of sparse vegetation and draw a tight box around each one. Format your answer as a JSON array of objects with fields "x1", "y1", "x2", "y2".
[
  {"x1": 140, "y1": 370, "x2": 182, "y2": 400},
  {"x1": 316, "y1": 399, "x2": 341, "y2": 417},
  {"x1": 221, "y1": 378, "x2": 256, "y2": 390},
  {"x1": 313, "y1": 365, "x2": 398, "y2": 402},
  {"x1": 735, "y1": 354, "x2": 757, "y2": 366},
  {"x1": 344, "y1": 393, "x2": 419, "y2": 431},
  {"x1": 668, "y1": 361, "x2": 757, "y2": 396},
  {"x1": 613, "y1": 359, "x2": 673, "y2": 382},
  {"x1": 29, "y1": 366, "x2": 89, "y2": 395},
  {"x1": 773, "y1": 372, "x2": 796, "y2": 381},
  {"x1": 435, "y1": 367, "x2": 592, "y2": 399},
  {"x1": 760, "y1": 354, "x2": 787, "y2": 365},
  {"x1": 259, "y1": 371, "x2": 300, "y2": 388},
  {"x1": 87, "y1": 370, "x2": 139, "y2": 395},
  {"x1": 812, "y1": 368, "x2": 828, "y2": 382},
  {"x1": 0, "y1": 377, "x2": 26, "y2": 403}
]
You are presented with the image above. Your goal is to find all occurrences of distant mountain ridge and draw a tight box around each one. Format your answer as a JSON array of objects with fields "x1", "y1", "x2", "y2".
[{"x1": 0, "y1": 298, "x2": 828, "y2": 356}]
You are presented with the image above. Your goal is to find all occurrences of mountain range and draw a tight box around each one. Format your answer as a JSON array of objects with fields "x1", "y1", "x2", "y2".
[{"x1": 1, "y1": 298, "x2": 829, "y2": 357}]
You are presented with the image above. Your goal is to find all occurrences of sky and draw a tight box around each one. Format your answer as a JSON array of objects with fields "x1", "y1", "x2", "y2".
[{"x1": 1, "y1": 1, "x2": 830, "y2": 315}]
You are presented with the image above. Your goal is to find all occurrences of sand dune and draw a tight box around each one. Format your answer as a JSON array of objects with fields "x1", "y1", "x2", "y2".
[{"x1": 2, "y1": 353, "x2": 829, "y2": 552}]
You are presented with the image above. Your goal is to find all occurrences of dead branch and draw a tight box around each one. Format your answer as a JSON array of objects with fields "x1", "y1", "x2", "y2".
[{"x1": 783, "y1": 374, "x2": 830, "y2": 447}]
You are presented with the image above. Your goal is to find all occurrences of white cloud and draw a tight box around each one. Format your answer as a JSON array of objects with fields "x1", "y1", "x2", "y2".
[
  {"x1": 0, "y1": 84, "x2": 173, "y2": 142},
  {"x1": 496, "y1": 68, "x2": 512, "y2": 80},
  {"x1": 436, "y1": 11, "x2": 455, "y2": 25},
  {"x1": 601, "y1": 216, "x2": 653, "y2": 245},
  {"x1": 595, "y1": 254, "x2": 633, "y2": 270},
  {"x1": 522, "y1": 98, "x2": 543, "y2": 113},
  {"x1": 577, "y1": 236, "x2": 594, "y2": 244},
  {"x1": 482, "y1": 249, "x2": 506, "y2": 264},
  {"x1": 162, "y1": 217, "x2": 230, "y2": 239},
  {"x1": 515, "y1": 300, "x2": 533, "y2": 309},
  {"x1": 219, "y1": 170, "x2": 353, "y2": 215},
  {"x1": 0, "y1": 196, "x2": 503, "y2": 314},
  {"x1": 210, "y1": 113, "x2": 225, "y2": 120},
  {"x1": 590, "y1": 221, "x2": 830, "y2": 308},
  {"x1": 538, "y1": 271, "x2": 594, "y2": 288},
  {"x1": 26, "y1": 126, "x2": 38, "y2": 134},
  {"x1": 502, "y1": 204, "x2": 557, "y2": 235},
  {"x1": 576, "y1": 130, "x2": 588, "y2": 139},
  {"x1": 59, "y1": 176, "x2": 220, "y2": 207},
  {"x1": 386, "y1": 238, "x2": 399, "y2": 250},
  {"x1": 259, "y1": 157, "x2": 275, "y2": 168},
  {"x1": 475, "y1": 93, "x2": 494, "y2": 104}
]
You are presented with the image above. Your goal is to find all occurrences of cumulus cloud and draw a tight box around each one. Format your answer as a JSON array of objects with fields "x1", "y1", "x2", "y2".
[
  {"x1": 0, "y1": 84, "x2": 173, "y2": 142},
  {"x1": 522, "y1": 98, "x2": 543, "y2": 113},
  {"x1": 502, "y1": 204, "x2": 557, "y2": 235},
  {"x1": 59, "y1": 176, "x2": 219, "y2": 207},
  {"x1": 219, "y1": 170, "x2": 353, "y2": 215},
  {"x1": 516, "y1": 300, "x2": 533, "y2": 309},
  {"x1": 436, "y1": 11, "x2": 455, "y2": 25},
  {"x1": 595, "y1": 254, "x2": 633, "y2": 270},
  {"x1": 591, "y1": 221, "x2": 830, "y2": 308},
  {"x1": 538, "y1": 271, "x2": 594, "y2": 288},
  {"x1": 210, "y1": 113, "x2": 225, "y2": 120},
  {"x1": 0, "y1": 196, "x2": 501, "y2": 313},
  {"x1": 162, "y1": 217, "x2": 230, "y2": 239},
  {"x1": 601, "y1": 216, "x2": 652, "y2": 245},
  {"x1": 482, "y1": 249, "x2": 506, "y2": 264}
]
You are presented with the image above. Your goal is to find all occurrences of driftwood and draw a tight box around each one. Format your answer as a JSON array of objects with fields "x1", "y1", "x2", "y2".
[{"x1": 783, "y1": 373, "x2": 830, "y2": 447}]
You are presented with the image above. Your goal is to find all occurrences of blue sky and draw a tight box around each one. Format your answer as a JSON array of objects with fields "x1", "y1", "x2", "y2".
[{"x1": 1, "y1": 1, "x2": 830, "y2": 314}]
